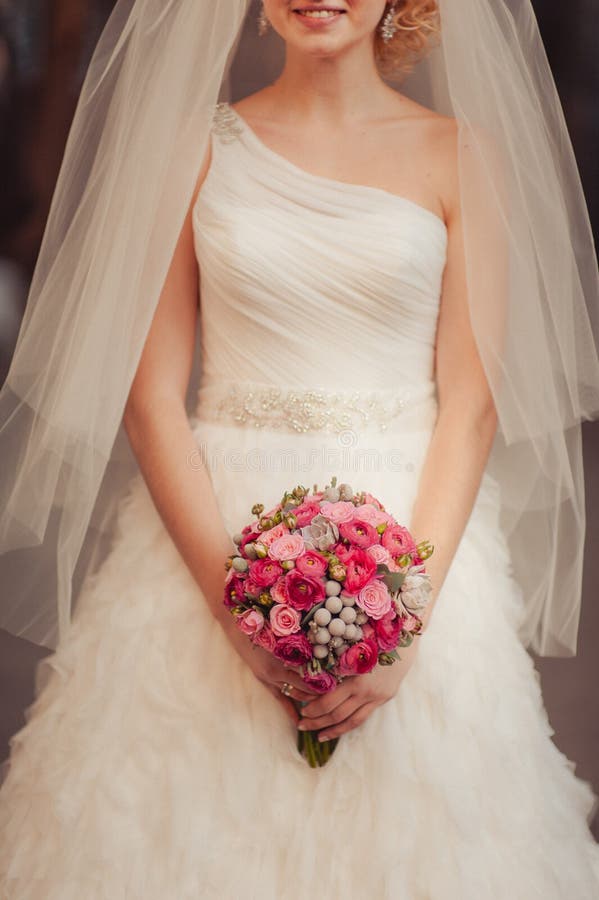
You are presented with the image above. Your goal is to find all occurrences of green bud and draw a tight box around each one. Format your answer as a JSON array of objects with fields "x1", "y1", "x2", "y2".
[
  {"x1": 283, "y1": 512, "x2": 297, "y2": 529},
  {"x1": 254, "y1": 542, "x2": 268, "y2": 559},
  {"x1": 251, "y1": 503, "x2": 264, "y2": 517},
  {"x1": 281, "y1": 559, "x2": 296, "y2": 571}
]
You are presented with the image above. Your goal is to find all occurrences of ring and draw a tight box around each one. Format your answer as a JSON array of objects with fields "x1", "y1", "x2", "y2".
[{"x1": 280, "y1": 682, "x2": 294, "y2": 696}]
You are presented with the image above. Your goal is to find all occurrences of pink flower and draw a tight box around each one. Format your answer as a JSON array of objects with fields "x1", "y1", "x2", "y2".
[
  {"x1": 224, "y1": 576, "x2": 246, "y2": 609},
  {"x1": 338, "y1": 639, "x2": 379, "y2": 675},
  {"x1": 268, "y1": 533, "x2": 305, "y2": 561},
  {"x1": 295, "y1": 550, "x2": 328, "y2": 578},
  {"x1": 240, "y1": 530, "x2": 261, "y2": 551},
  {"x1": 338, "y1": 519, "x2": 379, "y2": 549},
  {"x1": 243, "y1": 578, "x2": 262, "y2": 598},
  {"x1": 374, "y1": 611, "x2": 401, "y2": 651},
  {"x1": 362, "y1": 492, "x2": 384, "y2": 509},
  {"x1": 356, "y1": 579, "x2": 392, "y2": 620},
  {"x1": 269, "y1": 603, "x2": 302, "y2": 637},
  {"x1": 270, "y1": 577, "x2": 289, "y2": 605},
  {"x1": 402, "y1": 614, "x2": 421, "y2": 633},
  {"x1": 331, "y1": 541, "x2": 353, "y2": 563},
  {"x1": 258, "y1": 523, "x2": 289, "y2": 548},
  {"x1": 366, "y1": 544, "x2": 392, "y2": 566},
  {"x1": 248, "y1": 558, "x2": 283, "y2": 588},
  {"x1": 382, "y1": 525, "x2": 417, "y2": 557},
  {"x1": 302, "y1": 671, "x2": 337, "y2": 694},
  {"x1": 320, "y1": 500, "x2": 356, "y2": 524},
  {"x1": 361, "y1": 622, "x2": 376, "y2": 640},
  {"x1": 344, "y1": 549, "x2": 377, "y2": 593},
  {"x1": 285, "y1": 570, "x2": 326, "y2": 611},
  {"x1": 236, "y1": 608, "x2": 264, "y2": 637},
  {"x1": 252, "y1": 623, "x2": 277, "y2": 651},
  {"x1": 273, "y1": 633, "x2": 314, "y2": 667},
  {"x1": 292, "y1": 499, "x2": 322, "y2": 527},
  {"x1": 355, "y1": 503, "x2": 393, "y2": 527}
]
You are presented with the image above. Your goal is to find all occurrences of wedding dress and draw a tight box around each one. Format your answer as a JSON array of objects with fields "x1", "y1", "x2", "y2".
[{"x1": 1, "y1": 102, "x2": 598, "y2": 899}]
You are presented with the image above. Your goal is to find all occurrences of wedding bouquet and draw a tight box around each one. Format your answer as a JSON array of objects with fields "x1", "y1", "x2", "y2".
[{"x1": 224, "y1": 477, "x2": 433, "y2": 766}]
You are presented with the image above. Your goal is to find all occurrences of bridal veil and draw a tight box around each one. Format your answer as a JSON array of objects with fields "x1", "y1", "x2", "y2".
[{"x1": 0, "y1": 0, "x2": 597, "y2": 657}]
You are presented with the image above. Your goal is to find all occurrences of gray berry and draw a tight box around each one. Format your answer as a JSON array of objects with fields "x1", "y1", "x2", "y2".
[
  {"x1": 344, "y1": 623, "x2": 358, "y2": 641},
  {"x1": 314, "y1": 608, "x2": 332, "y2": 627},
  {"x1": 328, "y1": 618, "x2": 346, "y2": 637},
  {"x1": 341, "y1": 594, "x2": 356, "y2": 607},
  {"x1": 325, "y1": 596, "x2": 343, "y2": 614},
  {"x1": 315, "y1": 628, "x2": 331, "y2": 645},
  {"x1": 339, "y1": 607, "x2": 356, "y2": 624},
  {"x1": 232, "y1": 556, "x2": 248, "y2": 573},
  {"x1": 313, "y1": 644, "x2": 329, "y2": 659},
  {"x1": 325, "y1": 580, "x2": 342, "y2": 597}
]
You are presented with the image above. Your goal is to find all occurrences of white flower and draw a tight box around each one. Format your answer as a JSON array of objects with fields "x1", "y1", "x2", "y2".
[{"x1": 400, "y1": 573, "x2": 432, "y2": 612}]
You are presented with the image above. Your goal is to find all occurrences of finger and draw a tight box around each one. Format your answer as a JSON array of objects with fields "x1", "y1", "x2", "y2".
[
  {"x1": 273, "y1": 664, "x2": 323, "y2": 696},
  {"x1": 298, "y1": 696, "x2": 361, "y2": 732},
  {"x1": 316, "y1": 701, "x2": 379, "y2": 741},
  {"x1": 298, "y1": 679, "x2": 355, "y2": 719},
  {"x1": 273, "y1": 683, "x2": 316, "y2": 703}
]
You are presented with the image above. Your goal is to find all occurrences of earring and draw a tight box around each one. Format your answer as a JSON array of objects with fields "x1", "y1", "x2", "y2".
[
  {"x1": 258, "y1": 4, "x2": 270, "y2": 36},
  {"x1": 379, "y1": 3, "x2": 398, "y2": 43}
]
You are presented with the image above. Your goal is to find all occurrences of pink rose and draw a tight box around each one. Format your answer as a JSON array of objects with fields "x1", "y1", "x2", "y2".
[
  {"x1": 268, "y1": 533, "x2": 305, "y2": 561},
  {"x1": 236, "y1": 608, "x2": 265, "y2": 637},
  {"x1": 285, "y1": 569, "x2": 326, "y2": 611},
  {"x1": 302, "y1": 671, "x2": 337, "y2": 694},
  {"x1": 338, "y1": 639, "x2": 379, "y2": 675},
  {"x1": 355, "y1": 503, "x2": 393, "y2": 527},
  {"x1": 366, "y1": 544, "x2": 392, "y2": 565},
  {"x1": 258, "y1": 523, "x2": 289, "y2": 548},
  {"x1": 273, "y1": 633, "x2": 314, "y2": 667},
  {"x1": 356, "y1": 579, "x2": 392, "y2": 620},
  {"x1": 292, "y1": 499, "x2": 322, "y2": 527},
  {"x1": 319, "y1": 500, "x2": 356, "y2": 524},
  {"x1": 374, "y1": 611, "x2": 401, "y2": 651},
  {"x1": 269, "y1": 603, "x2": 302, "y2": 637},
  {"x1": 338, "y1": 519, "x2": 379, "y2": 550},
  {"x1": 270, "y1": 577, "x2": 289, "y2": 604},
  {"x1": 248, "y1": 558, "x2": 283, "y2": 588},
  {"x1": 252, "y1": 623, "x2": 277, "y2": 651},
  {"x1": 295, "y1": 550, "x2": 328, "y2": 578},
  {"x1": 224, "y1": 576, "x2": 246, "y2": 609},
  {"x1": 344, "y1": 549, "x2": 377, "y2": 593},
  {"x1": 382, "y1": 525, "x2": 417, "y2": 557}
]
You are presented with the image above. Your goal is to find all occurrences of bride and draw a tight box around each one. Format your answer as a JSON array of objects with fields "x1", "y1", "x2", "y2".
[{"x1": 1, "y1": 0, "x2": 599, "y2": 896}]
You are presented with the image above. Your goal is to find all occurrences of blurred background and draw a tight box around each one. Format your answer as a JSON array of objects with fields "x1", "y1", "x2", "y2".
[{"x1": 0, "y1": 0, "x2": 597, "y2": 834}]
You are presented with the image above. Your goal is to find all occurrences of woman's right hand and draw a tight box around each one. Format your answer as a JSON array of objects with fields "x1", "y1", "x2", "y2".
[{"x1": 217, "y1": 611, "x2": 322, "y2": 725}]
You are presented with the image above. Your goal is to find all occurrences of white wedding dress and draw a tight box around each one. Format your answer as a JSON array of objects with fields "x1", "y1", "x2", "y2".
[{"x1": 1, "y1": 102, "x2": 598, "y2": 899}]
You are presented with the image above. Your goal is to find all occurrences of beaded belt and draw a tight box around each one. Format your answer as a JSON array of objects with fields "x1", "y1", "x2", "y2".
[{"x1": 194, "y1": 379, "x2": 437, "y2": 436}]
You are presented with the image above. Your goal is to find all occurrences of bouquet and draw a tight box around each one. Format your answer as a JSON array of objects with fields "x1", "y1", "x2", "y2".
[{"x1": 224, "y1": 477, "x2": 433, "y2": 766}]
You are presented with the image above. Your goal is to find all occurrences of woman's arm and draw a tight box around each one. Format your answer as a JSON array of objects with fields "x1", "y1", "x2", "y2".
[
  {"x1": 123, "y1": 145, "x2": 319, "y2": 715},
  {"x1": 297, "y1": 122, "x2": 498, "y2": 740}
]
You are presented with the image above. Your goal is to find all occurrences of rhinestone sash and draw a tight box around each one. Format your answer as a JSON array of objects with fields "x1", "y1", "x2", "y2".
[{"x1": 194, "y1": 379, "x2": 437, "y2": 436}]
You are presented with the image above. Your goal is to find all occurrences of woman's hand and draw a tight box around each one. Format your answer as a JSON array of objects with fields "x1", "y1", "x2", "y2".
[
  {"x1": 296, "y1": 640, "x2": 421, "y2": 742},
  {"x1": 216, "y1": 611, "x2": 322, "y2": 725}
]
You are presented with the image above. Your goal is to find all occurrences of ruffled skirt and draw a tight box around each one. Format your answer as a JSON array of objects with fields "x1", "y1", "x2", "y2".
[{"x1": 1, "y1": 415, "x2": 598, "y2": 898}]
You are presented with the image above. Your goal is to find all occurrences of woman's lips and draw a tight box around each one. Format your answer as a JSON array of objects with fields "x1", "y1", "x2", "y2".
[{"x1": 293, "y1": 8, "x2": 346, "y2": 28}]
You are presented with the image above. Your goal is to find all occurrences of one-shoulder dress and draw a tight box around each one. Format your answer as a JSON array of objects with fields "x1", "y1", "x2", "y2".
[{"x1": 1, "y1": 102, "x2": 598, "y2": 899}]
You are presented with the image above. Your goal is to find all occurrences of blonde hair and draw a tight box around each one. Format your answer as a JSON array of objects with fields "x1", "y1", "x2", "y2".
[{"x1": 375, "y1": 0, "x2": 440, "y2": 77}]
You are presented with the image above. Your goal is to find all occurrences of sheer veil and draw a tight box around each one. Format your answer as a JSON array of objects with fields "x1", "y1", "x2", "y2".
[{"x1": 0, "y1": 0, "x2": 597, "y2": 657}]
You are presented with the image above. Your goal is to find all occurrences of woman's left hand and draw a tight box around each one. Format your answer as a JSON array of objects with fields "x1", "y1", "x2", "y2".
[{"x1": 296, "y1": 640, "x2": 421, "y2": 742}]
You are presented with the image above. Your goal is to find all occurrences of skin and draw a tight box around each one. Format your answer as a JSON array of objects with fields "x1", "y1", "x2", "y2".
[{"x1": 124, "y1": 0, "x2": 497, "y2": 742}]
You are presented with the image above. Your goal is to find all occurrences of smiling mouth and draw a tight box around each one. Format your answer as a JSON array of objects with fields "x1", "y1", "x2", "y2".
[{"x1": 293, "y1": 8, "x2": 346, "y2": 18}]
